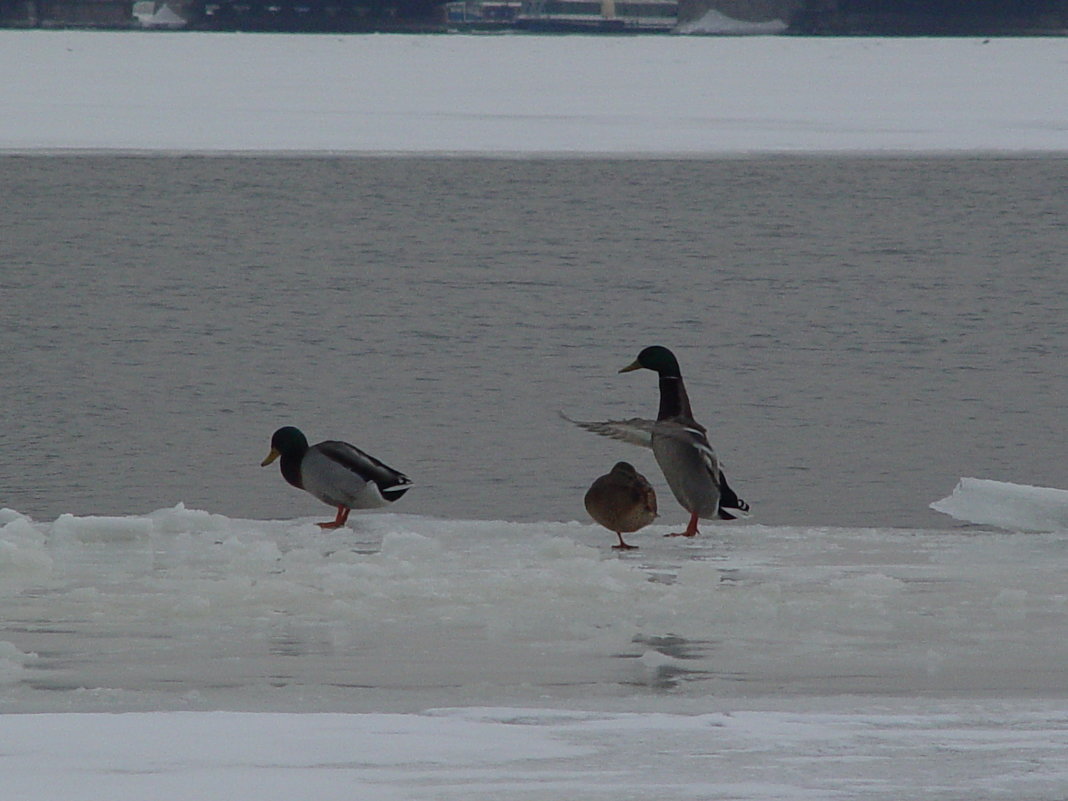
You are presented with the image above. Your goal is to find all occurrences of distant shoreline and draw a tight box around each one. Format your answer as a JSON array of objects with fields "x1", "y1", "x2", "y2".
[{"x1": 3, "y1": 2, "x2": 1067, "y2": 36}]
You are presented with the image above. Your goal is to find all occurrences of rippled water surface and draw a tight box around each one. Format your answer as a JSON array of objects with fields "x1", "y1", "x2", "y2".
[{"x1": 4, "y1": 155, "x2": 1067, "y2": 527}]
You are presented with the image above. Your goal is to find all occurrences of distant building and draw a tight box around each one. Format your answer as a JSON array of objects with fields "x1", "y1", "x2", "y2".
[
  {"x1": 444, "y1": 0, "x2": 520, "y2": 28},
  {"x1": 0, "y1": 0, "x2": 443, "y2": 27},
  {"x1": 3, "y1": 0, "x2": 1067, "y2": 31},
  {"x1": 1, "y1": 0, "x2": 134, "y2": 25},
  {"x1": 514, "y1": 0, "x2": 678, "y2": 32}
]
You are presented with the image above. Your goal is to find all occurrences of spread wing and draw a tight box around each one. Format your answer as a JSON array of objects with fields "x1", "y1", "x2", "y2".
[
  {"x1": 560, "y1": 412, "x2": 719, "y2": 452},
  {"x1": 559, "y1": 412, "x2": 656, "y2": 449}
]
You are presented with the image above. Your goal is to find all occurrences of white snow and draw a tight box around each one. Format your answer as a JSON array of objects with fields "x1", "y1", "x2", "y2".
[{"x1": 1, "y1": 31, "x2": 1066, "y2": 154}]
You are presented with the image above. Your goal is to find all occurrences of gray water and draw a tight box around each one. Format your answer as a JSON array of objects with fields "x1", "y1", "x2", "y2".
[{"x1": 3, "y1": 155, "x2": 1067, "y2": 528}]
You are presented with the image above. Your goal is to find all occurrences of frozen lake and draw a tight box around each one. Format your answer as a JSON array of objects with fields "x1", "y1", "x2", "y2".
[
  {"x1": 6, "y1": 498, "x2": 1068, "y2": 799},
  {"x1": 7, "y1": 499, "x2": 1068, "y2": 711},
  {"x1": 3, "y1": 30, "x2": 1068, "y2": 801},
  {"x1": 1, "y1": 31, "x2": 1066, "y2": 154}
]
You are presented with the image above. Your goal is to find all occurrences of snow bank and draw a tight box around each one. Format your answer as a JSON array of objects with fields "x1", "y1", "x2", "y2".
[{"x1": 931, "y1": 477, "x2": 1068, "y2": 531}]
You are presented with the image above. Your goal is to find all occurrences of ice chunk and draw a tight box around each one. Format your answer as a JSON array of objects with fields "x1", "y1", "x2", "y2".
[
  {"x1": 0, "y1": 515, "x2": 53, "y2": 579},
  {"x1": 0, "y1": 640, "x2": 36, "y2": 685},
  {"x1": 931, "y1": 478, "x2": 1068, "y2": 532}
]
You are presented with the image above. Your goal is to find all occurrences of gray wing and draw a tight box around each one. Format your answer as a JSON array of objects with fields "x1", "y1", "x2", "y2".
[
  {"x1": 559, "y1": 412, "x2": 656, "y2": 449},
  {"x1": 305, "y1": 441, "x2": 413, "y2": 508},
  {"x1": 314, "y1": 441, "x2": 411, "y2": 490},
  {"x1": 560, "y1": 412, "x2": 725, "y2": 454}
]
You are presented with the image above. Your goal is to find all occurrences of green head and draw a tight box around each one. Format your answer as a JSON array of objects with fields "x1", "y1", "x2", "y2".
[
  {"x1": 261, "y1": 426, "x2": 309, "y2": 466},
  {"x1": 619, "y1": 345, "x2": 681, "y2": 377}
]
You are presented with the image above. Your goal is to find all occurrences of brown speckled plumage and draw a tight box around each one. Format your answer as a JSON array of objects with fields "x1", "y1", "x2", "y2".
[{"x1": 584, "y1": 462, "x2": 658, "y2": 550}]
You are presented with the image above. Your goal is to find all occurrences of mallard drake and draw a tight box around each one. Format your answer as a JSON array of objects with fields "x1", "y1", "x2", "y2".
[
  {"x1": 584, "y1": 461, "x2": 658, "y2": 550},
  {"x1": 564, "y1": 345, "x2": 749, "y2": 538},
  {"x1": 261, "y1": 426, "x2": 413, "y2": 529}
]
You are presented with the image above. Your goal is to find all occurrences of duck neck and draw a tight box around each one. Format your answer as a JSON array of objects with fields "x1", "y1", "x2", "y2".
[
  {"x1": 280, "y1": 452, "x2": 305, "y2": 489},
  {"x1": 657, "y1": 374, "x2": 693, "y2": 420}
]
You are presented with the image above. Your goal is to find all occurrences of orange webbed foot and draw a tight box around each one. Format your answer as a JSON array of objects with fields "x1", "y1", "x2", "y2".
[
  {"x1": 317, "y1": 506, "x2": 350, "y2": 529},
  {"x1": 665, "y1": 512, "x2": 700, "y2": 538}
]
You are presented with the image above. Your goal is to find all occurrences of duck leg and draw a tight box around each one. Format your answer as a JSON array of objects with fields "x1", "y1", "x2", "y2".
[
  {"x1": 612, "y1": 532, "x2": 638, "y2": 550},
  {"x1": 318, "y1": 506, "x2": 351, "y2": 529},
  {"x1": 666, "y1": 511, "x2": 700, "y2": 538}
]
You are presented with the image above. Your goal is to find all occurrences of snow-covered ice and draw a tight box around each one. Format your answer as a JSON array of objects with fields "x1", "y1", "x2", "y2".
[
  {"x1": 1, "y1": 31, "x2": 1066, "y2": 154},
  {"x1": 4, "y1": 492, "x2": 1068, "y2": 798},
  {"x1": 8, "y1": 705, "x2": 1068, "y2": 800},
  {"x1": 5, "y1": 499, "x2": 1068, "y2": 709}
]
